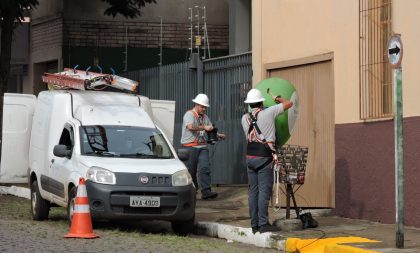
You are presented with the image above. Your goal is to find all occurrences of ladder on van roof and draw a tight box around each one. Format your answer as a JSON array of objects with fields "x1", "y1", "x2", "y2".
[{"x1": 42, "y1": 67, "x2": 138, "y2": 93}]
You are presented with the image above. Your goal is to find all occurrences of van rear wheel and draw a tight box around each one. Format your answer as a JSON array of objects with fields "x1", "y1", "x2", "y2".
[
  {"x1": 171, "y1": 215, "x2": 195, "y2": 236},
  {"x1": 31, "y1": 180, "x2": 50, "y2": 220}
]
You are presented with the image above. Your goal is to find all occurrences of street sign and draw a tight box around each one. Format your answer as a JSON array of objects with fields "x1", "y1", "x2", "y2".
[
  {"x1": 388, "y1": 34, "x2": 403, "y2": 68},
  {"x1": 388, "y1": 33, "x2": 405, "y2": 248}
]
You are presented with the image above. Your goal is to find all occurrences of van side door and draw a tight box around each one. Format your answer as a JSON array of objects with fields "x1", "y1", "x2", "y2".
[
  {"x1": 49, "y1": 123, "x2": 75, "y2": 204},
  {"x1": 150, "y1": 100, "x2": 175, "y2": 144}
]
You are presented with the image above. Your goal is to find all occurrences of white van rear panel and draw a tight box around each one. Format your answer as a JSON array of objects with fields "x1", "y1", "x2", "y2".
[
  {"x1": 0, "y1": 94, "x2": 36, "y2": 183},
  {"x1": 150, "y1": 100, "x2": 175, "y2": 144}
]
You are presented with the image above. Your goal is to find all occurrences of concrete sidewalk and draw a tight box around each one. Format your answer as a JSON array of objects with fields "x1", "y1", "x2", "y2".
[{"x1": 195, "y1": 186, "x2": 420, "y2": 253}]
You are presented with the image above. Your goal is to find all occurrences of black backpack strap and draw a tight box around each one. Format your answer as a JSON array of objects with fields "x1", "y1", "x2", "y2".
[
  {"x1": 247, "y1": 111, "x2": 277, "y2": 154},
  {"x1": 248, "y1": 111, "x2": 268, "y2": 143}
]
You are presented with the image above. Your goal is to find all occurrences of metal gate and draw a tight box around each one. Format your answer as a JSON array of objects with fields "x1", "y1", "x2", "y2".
[{"x1": 127, "y1": 52, "x2": 252, "y2": 184}]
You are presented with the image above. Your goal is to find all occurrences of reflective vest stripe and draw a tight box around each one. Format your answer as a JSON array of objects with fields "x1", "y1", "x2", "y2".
[{"x1": 183, "y1": 142, "x2": 205, "y2": 147}]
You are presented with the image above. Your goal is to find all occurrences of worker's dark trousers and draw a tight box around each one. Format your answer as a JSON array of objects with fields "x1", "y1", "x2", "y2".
[
  {"x1": 185, "y1": 146, "x2": 212, "y2": 194},
  {"x1": 246, "y1": 156, "x2": 273, "y2": 228}
]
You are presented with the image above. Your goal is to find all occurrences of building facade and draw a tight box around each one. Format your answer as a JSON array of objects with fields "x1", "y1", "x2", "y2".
[
  {"x1": 7, "y1": 22, "x2": 30, "y2": 93},
  {"x1": 27, "y1": 0, "x2": 230, "y2": 94},
  {"x1": 252, "y1": 0, "x2": 420, "y2": 227}
]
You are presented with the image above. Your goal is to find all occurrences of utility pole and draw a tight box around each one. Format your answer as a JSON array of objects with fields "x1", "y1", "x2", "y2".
[{"x1": 159, "y1": 16, "x2": 163, "y2": 97}]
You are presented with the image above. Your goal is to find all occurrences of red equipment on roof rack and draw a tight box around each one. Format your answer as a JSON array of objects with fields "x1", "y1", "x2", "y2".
[{"x1": 42, "y1": 68, "x2": 138, "y2": 92}]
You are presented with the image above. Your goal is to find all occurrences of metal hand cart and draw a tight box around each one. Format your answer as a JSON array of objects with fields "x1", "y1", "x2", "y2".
[{"x1": 274, "y1": 145, "x2": 308, "y2": 218}]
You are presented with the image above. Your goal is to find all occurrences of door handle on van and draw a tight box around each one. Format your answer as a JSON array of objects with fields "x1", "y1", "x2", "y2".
[{"x1": 51, "y1": 159, "x2": 54, "y2": 164}]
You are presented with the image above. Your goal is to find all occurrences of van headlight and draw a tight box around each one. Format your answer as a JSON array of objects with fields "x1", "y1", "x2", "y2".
[
  {"x1": 86, "y1": 166, "x2": 116, "y2": 185},
  {"x1": 172, "y1": 170, "x2": 192, "y2": 186}
]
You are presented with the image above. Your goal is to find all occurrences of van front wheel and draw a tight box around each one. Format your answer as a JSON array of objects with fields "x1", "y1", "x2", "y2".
[
  {"x1": 171, "y1": 215, "x2": 195, "y2": 236},
  {"x1": 67, "y1": 187, "x2": 77, "y2": 226},
  {"x1": 31, "y1": 180, "x2": 50, "y2": 220}
]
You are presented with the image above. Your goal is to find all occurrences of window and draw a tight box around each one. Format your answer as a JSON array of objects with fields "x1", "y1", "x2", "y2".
[
  {"x1": 59, "y1": 126, "x2": 73, "y2": 148},
  {"x1": 58, "y1": 125, "x2": 74, "y2": 158},
  {"x1": 80, "y1": 125, "x2": 174, "y2": 159},
  {"x1": 359, "y1": 0, "x2": 392, "y2": 120}
]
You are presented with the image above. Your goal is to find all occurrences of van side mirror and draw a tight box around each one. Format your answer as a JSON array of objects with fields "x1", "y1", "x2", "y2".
[
  {"x1": 177, "y1": 148, "x2": 189, "y2": 161},
  {"x1": 53, "y1": 144, "x2": 72, "y2": 159}
]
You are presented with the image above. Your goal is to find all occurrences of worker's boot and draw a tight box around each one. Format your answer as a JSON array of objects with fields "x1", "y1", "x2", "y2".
[{"x1": 201, "y1": 191, "x2": 218, "y2": 200}]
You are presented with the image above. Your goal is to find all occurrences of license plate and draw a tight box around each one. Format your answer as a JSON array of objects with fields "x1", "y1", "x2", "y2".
[{"x1": 129, "y1": 196, "x2": 160, "y2": 207}]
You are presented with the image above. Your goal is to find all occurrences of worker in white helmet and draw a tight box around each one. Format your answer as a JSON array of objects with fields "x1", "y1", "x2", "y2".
[
  {"x1": 181, "y1": 94, "x2": 225, "y2": 200},
  {"x1": 241, "y1": 88, "x2": 293, "y2": 234}
]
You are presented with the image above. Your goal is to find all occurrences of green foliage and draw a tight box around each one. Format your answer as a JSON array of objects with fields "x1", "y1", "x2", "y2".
[
  {"x1": 0, "y1": 0, "x2": 40, "y2": 158},
  {"x1": 0, "y1": 0, "x2": 39, "y2": 28},
  {"x1": 101, "y1": 0, "x2": 157, "y2": 19}
]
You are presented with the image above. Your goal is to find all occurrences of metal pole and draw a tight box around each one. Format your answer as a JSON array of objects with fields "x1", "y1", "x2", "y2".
[
  {"x1": 201, "y1": 6, "x2": 206, "y2": 59},
  {"x1": 195, "y1": 6, "x2": 200, "y2": 58},
  {"x1": 68, "y1": 40, "x2": 71, "y2": 68},
  {"x1": 125, "y1": 26, "x2": 128, "y2": 72},
  {"x1": 124, "y1": 26, "x2": 128, "y2": 74},
  {"x1": 159, "y1": 16, "x2": 163, "y2": 66},
  {"x1": 286, "y1": 184, "x2": 291, "y2": 219},
  {"x1": 203, "y1": 6, "x2": 211, "y2": 59},
  {"x1": 197, "y1": 56, "x2": 203, "y2": 93},
  {"x1": 159, "y1": 16, "x2": 163, "y2": 97},
  {"x1": 189, "y1": 8, "x2": 193, "y2": 60},
  {"x1": 393, "y1": 67, "x2": 404, "y2": 249}
]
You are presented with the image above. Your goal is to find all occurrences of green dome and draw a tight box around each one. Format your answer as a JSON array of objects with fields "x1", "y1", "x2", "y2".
[{"x1": 255, "y1": 77, "x2": 299, "y2": 146}]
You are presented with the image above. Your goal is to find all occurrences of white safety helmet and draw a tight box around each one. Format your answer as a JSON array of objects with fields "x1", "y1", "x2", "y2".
[
  {"x1": 244, "y1": 89, "x2": 265, "y2": 104},
  {"x1": 192, "y1": 93, "x2": 210, "y2": 107}
]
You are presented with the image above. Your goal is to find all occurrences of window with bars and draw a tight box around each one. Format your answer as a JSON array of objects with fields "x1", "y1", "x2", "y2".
[{"x1": 359, "y1": 0, "x2": 393, "y2": 120}]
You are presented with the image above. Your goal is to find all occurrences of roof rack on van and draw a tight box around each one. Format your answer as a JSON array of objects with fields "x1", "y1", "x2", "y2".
[{"x1": 42, "y1": 67, "x2": 138, "y2": 93}]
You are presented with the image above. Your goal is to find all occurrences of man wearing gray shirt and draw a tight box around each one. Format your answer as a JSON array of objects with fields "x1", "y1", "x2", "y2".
[
  {"x1": 181, "y1": 94, "x2": 224, "y2": 200},
  {"x1": 241, "y1": 88, "x2": 293, "y2": 233}
]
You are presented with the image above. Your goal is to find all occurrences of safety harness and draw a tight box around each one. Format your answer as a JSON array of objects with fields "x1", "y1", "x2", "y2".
[
  {"x1": 182, "y1": 110, "x2": 208, "y2": 147},
  {"x1": 246, "y1": 109, "x2": 275, "y2": 157},
  {"x1": 247, "y1": 109, "x2": 284, "y2": 211}
]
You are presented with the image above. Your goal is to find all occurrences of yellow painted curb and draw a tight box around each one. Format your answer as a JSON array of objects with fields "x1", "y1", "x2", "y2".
[{"x1": 285, "y1": 237, "x2": 379, "y2": 253}]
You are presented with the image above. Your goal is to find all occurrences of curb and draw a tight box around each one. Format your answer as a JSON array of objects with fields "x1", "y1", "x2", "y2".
[
  {"x1": 195, "y1": 222, "x2": 286, "y2": 251},
  {"x1": 0, "y1": 185, "x2": 30, "y2": 199},
  {"x1": 195, "y1": 223, "x2": 382, "y2": 253}
]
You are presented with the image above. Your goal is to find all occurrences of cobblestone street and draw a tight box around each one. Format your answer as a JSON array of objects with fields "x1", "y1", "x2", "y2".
[{"x1": 0, "y1": 195, "x2": 276, "y2": 253}]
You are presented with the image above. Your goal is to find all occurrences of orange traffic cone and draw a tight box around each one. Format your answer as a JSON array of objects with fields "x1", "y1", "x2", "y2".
[{"x1": 64, "y1": 177, "x2": 99, "y2": 239}]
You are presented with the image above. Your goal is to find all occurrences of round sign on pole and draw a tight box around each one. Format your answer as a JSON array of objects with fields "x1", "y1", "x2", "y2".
[{"x1": 387, "y1": 34, "x2": 403, "y2": 68}]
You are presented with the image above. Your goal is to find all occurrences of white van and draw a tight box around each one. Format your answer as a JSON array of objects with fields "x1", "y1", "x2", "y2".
[{"x1": 2, "y1": 90, "x2": 196, "y2": 235}]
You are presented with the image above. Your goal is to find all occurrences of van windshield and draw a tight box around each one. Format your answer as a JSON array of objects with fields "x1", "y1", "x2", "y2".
[{"x1": 80, "y1": 125, "x2": 174, "y2": 159}]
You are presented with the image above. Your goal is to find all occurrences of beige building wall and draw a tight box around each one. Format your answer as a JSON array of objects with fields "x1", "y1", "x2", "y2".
[
  {"x1": 252, "y1": 0, "x2": 420, "y2": 124},
  {"x1": 393, "y1": 1, "x2": 420, "y2": 118}
]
